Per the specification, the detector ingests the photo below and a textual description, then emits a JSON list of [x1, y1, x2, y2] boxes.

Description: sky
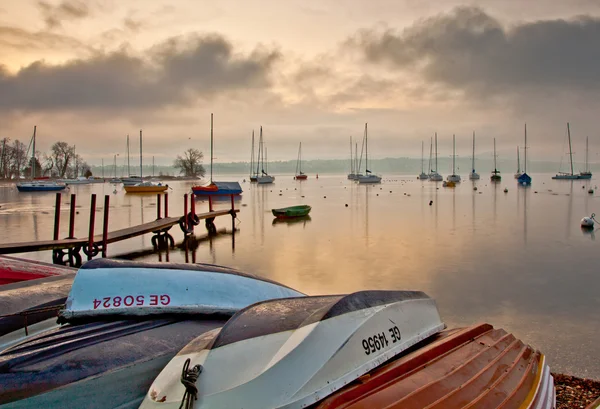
[[1, 0, 600, 166]]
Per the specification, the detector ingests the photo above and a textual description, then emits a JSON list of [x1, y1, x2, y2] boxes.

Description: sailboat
[[249, 130, 258, 182], [446, 134, 461, 183], [514, 146, 522, 178], [109, 155, 121, 183], [552, 123, 582, 180], [256, 126, 275, 184], [17, 126, 66, 192], [357, 123, 382, 184], [469, 131, 480, 180], [518, 124, 532, 186], [418, 141, 428, 179], [491, 138, 501, 182], [122, 135, 142, 186], [192, 114, 243, 195], [124, 130, 168, 193], [294, 142, 307, 180], [579, 136, 592, 179], [429, 133, 443, 181], [347, 136, 358, 180]]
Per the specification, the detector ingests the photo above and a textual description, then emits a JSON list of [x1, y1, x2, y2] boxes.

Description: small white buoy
[[581, 216, 594, 228]]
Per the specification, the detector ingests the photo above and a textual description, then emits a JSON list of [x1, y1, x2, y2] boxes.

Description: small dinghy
[[140, 290, 444, 409], [271, 205, 311, 218], [0, 259, 303, 409]]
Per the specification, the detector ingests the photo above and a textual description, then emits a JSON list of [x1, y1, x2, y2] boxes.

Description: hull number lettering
[[93, 294, 171, 309], [362, 326, 401, 355]]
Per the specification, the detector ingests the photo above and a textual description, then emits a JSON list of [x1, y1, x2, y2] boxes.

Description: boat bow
[[140, 290, 444, 409]]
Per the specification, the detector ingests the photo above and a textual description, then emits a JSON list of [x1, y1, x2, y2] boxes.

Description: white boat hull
[[357, 175, 381, 184], [429, 173, 443, 181], [446, 174, 461, 183], [468, 172, 480, 180], [258, 175, 275, 184], [418, 173, 429, 180]]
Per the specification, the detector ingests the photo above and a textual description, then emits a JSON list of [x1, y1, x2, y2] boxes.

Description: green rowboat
[[272, 205, 312, 218]]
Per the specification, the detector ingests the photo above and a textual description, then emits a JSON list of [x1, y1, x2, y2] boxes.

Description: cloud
[[352, 7, 600, 95], [0, 26, 89, 52], [0, 34, 280, 112], [38, 0, 91, 29]]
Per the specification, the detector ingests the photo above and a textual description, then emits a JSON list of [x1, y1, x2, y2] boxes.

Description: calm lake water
[[1, 173, 599, 379]]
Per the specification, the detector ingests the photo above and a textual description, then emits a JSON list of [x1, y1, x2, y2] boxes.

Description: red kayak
[[0, 256, 75, 286]]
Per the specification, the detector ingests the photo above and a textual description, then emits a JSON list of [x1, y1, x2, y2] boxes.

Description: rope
[[179, 358, 203, 409]]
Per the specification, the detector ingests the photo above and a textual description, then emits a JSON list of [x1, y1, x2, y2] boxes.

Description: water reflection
[[272, 215, 311, 227]]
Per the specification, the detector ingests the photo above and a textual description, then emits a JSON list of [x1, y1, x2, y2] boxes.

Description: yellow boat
[[124, 182, 168, 193]]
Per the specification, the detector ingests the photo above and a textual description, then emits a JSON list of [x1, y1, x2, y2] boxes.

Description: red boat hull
[[0, 256, 73, 286], [295, 175, 308, 180]]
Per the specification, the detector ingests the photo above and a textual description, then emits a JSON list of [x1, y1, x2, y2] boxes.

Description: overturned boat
[[0, 259, 304, 409]]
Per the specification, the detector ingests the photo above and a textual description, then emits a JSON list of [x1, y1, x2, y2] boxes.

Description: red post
[[68, 194, 76, 238], [156, 194, 161, 220], [53, 193, 61, 240], [164, 193, 169, 218], [208, 196, 213, 212], [184, 193, 188, 231], [102, 195, 109, 257], [190, 194, 195, 234], [87, 194, 97, 261]]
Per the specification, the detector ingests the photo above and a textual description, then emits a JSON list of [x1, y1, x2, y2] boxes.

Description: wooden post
[[164, 193, 169, 218], [87, 194, 97, 261], [184, 193, 188, 231], [156, 194, 162, 220], [230, 194, 235, 232], [208, 196, 213, 212], [68, 194, 76, 238], [53, 193, 61, 241], [190, 194, 195, 234], [102, 195, 109, 258]]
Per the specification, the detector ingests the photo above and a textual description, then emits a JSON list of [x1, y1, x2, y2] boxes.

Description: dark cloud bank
[[0, 34, 279, 112], [353, 7, 600, 94]]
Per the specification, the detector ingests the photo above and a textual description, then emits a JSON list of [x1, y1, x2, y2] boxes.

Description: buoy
[[301, 195, 305, 198], [390, 191, 392, 193], [582, 186, 585, 189], [581, 216, 594, 228], [504, 188, 508, 193], [376, 194, 379, 196], [473, 187, 477, 191], [345, 204, 348, 207], [323, 196, 326, 198], [589, 189, 594, 194], [429, 200, 433, 206]]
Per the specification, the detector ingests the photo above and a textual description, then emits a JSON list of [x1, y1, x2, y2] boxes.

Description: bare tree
[[9, 140, 27, 179], [50, 142, 76, 178], [174, 148, 205, 177]]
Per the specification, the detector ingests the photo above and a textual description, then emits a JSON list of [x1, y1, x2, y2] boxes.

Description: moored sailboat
[[552, 123, 580, 180], [192, 114, 243, 196], [469, 131, 480, 180], [418, 140, 429, 179], [491, 137, 501, 182], [16, 126, 66, 192], [579, 136, 592, 179], [256, 126, 275, 184], [249, 130, 257, 183], [357, 123, 382, 184], [294, 142, 307, 180], [446, 134, 461, 183], [429, 132, 443, 181], [124, 130, 168, 193], [518, 123, 532, 186], [347, 136, 358, 180]]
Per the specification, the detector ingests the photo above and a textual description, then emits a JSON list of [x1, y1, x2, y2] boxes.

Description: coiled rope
[[179, 358, 203, 409]]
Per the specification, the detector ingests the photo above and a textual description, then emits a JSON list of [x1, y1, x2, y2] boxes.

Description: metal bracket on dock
[[151, 227, 174, 250]]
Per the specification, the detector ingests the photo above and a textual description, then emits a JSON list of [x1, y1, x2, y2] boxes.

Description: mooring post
[[164, 193, 169, 218], [190, 194, 196, 234], [102, 195, 109, 258], [87, 194, 97, 261], [68, 194, 76, 238], [184, 193, 189, 231], [208, 196, 213, 212], [156, 194, 161, 220], [230, 194, 235, 232], [53, 193, 61, 241]]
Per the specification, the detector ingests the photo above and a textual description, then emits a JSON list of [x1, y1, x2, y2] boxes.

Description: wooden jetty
[[0, 193, 239, 266]]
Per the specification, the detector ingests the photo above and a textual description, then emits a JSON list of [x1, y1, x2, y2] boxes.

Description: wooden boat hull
[[124, 185, 168, 193], [272, 205, 311, 218], [314, 323, 555, 409]]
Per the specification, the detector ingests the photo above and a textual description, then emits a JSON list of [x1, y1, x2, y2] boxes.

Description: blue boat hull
[[16, 185, 66, 192]]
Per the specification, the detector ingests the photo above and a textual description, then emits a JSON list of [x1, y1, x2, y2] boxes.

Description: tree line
[[0, 138, 91, 179]]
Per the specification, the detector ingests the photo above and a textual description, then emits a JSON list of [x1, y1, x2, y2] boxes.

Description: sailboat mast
[[355, 143, 358, 175], [210, 113, 214, 183], [127, 134, 130, 176], [32, 126, 36, 178], [452, 134, 456, 174], [472, 131, 475, 172], [517, 147, 520, 173], [365, 123, 368, 173], [256, 127, 262, 176], [494, 138, 497, 172], [435, 132, 438, 172], [421, 141, 424, 173], [113, 154, 117, 178], [567, 122, 574, 176], [299, 142, 302, 173], [139, 130, 142, 180], [349, 136, 353, 174], [429, 137, 433, 173], [585, 136, 589, 173], [524, 124, 527, 173]]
